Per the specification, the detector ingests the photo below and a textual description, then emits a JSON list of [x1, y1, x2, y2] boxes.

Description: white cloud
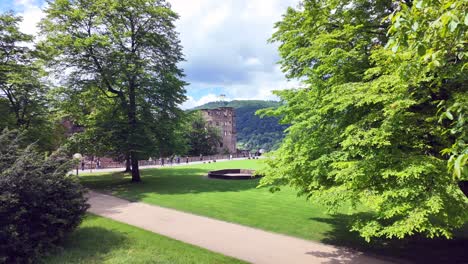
[[169, 0, 301, 104], [14, 0, 45, 36], [181, 94, 221, 109], [11, 0, 302, 107], [245, 57, 262, 67]]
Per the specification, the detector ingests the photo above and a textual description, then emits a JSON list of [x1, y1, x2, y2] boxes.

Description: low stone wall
[[207, 169, 261, 180]]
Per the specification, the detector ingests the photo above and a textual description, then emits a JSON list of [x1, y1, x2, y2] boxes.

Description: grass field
[[42, 214, 245, 264], [80, 159, 346, 242], [80, 159, 468, 263]]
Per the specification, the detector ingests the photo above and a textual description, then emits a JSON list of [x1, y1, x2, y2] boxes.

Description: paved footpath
[[87, 191, 393, 264]]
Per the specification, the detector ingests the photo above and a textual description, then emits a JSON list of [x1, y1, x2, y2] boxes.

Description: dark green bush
[[0, 130, 89, 263]]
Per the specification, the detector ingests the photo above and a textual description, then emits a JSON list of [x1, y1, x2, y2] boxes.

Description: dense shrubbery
[[0, 130, 89, 263]]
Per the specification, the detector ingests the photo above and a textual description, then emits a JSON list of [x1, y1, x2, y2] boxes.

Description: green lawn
[[80, 159, 468, 263], [42, 214, 245, 264], [80, 160, 348, 242]]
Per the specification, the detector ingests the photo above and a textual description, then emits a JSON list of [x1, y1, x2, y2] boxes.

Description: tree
[[0, 13, 61, 152], [0, 129, 89, 263], [260, 0, 467, 241], [40, 0, 186, 182], [186, 111, 221, 156]]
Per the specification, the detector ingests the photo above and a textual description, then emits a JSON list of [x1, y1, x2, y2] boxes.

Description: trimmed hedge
[[0, 130, 89, 263]]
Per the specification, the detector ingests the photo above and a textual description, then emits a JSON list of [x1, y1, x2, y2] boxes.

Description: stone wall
[[200, 107, 237, 153]]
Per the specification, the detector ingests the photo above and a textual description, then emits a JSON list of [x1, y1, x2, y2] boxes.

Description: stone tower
[[200, 107, 237, 153]]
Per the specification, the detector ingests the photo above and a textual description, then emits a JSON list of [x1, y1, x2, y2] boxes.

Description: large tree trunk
[[128, 81, 141, 182], [130, 151, 140, 182]]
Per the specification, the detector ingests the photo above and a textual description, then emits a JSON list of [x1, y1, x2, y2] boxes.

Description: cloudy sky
[[1, 0, 300, 109]]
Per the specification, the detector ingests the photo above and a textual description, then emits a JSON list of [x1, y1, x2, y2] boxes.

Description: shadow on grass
[[312, 214, 468, 264], [80, 167, 261, 200], [42, 223, 127, 263]]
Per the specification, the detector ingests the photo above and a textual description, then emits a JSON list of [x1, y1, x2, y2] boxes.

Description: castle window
[[220, 143, 223, 148], [216, 122, 219, 126], [224, 131, 227, 136]]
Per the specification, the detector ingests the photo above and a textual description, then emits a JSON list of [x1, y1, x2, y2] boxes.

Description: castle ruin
[[200, 107, 237, 153]]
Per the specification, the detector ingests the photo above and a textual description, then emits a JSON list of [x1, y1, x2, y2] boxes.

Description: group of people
[[159, 156, 190, 166], [79, 152, 260, 170], [80, 159, 101, 171]]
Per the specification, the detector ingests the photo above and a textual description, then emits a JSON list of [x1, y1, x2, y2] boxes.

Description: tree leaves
[[261, 0, 468, 241], [40, 0, 187, 179]]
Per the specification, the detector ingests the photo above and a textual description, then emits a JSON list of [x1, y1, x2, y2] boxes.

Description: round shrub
[[0, 130, 89, 263]]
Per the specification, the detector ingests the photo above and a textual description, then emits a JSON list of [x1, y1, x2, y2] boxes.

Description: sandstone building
[[200, 107, 237, 153]]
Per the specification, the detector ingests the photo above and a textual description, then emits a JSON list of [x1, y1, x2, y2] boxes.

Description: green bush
[[0, 130, 89, 263]]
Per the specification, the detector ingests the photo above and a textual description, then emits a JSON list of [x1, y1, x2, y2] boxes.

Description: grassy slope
[[42, 214, 245, 264], [80, 160, 468, 263]]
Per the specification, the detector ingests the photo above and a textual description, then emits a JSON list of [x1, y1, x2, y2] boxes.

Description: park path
[[87, 191, 393, 264]]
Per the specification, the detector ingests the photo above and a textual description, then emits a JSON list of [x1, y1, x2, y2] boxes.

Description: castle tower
[[200, 107, 237, 153]]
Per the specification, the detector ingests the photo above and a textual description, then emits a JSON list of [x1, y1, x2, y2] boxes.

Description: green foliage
[[260, 0, 468, 241], [40, 0, 187, 181], [194, 100, 288, 150], [186, 111, 222, 156], [386, 0, 468, 180], [0, 12, 63, 152], [0, 130, 89, 263]]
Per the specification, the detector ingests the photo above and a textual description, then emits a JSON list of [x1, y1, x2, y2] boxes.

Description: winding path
[[87, 191, 393, 264]]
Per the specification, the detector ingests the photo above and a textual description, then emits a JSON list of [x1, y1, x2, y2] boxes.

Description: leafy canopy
[[260, 0, 467, 241], [40, 0, 187, 181], [0, 13, 63, 152], [186, 111, 222, 156]]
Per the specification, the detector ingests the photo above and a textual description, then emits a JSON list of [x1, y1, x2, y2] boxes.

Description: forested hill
[[193, 100, 288, 151]]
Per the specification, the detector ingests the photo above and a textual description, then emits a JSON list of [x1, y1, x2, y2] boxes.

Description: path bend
[[87, 191, 393, 264]]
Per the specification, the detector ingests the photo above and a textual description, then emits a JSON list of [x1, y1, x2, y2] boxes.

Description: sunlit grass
[[79, 159, 468, 263], [80, 159, 354, 242], [42, 214, 245, 264]]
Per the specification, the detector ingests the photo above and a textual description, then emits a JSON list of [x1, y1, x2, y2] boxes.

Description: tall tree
[[260, 0, 467, 241], [186, 111, 222, 156], [0, 13, 61, 152], [40, 0, 186, 182]]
